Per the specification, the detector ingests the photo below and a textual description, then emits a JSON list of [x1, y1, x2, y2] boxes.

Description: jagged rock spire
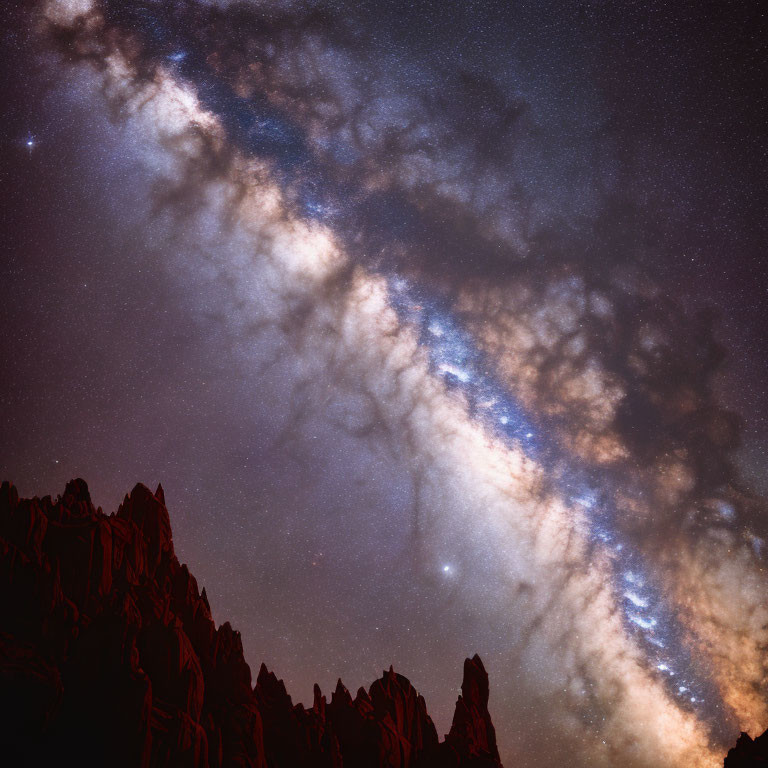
[[0, 479, 504, 767]]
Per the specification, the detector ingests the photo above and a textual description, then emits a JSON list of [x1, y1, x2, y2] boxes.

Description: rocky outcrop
[[725, 730, 768, 767], [442, 656, 499, 767], [0, 479, 503, 768]]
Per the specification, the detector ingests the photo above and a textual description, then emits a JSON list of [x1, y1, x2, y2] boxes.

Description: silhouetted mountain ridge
[[0, 478, 502, 768]]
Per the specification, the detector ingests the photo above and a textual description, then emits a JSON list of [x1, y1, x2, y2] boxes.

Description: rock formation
[[0, 479, 503, 768], [724, 730, 768, 767]]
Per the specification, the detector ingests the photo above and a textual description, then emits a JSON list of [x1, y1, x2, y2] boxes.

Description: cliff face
[[0, 479, 502, 768]]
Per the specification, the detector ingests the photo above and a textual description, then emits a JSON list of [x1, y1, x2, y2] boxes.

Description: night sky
[[2, 1, 768, 766]]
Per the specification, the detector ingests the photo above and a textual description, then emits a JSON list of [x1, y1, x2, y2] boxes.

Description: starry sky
[[2, 1, 768, 766]]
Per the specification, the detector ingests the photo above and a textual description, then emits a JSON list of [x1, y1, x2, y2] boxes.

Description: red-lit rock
[[724, 730, 768, 767], [441, 655, 502, 767], [0, 479, 504, 768]]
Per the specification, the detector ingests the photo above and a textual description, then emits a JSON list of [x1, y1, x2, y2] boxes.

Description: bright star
[[623, 571, 644, 587], [625, 591, 649, 608], [628, 614, 657, 630], [437, 363, 470, 383]]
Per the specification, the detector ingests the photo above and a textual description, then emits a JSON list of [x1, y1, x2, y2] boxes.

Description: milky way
[[3, 1, 768, 766]]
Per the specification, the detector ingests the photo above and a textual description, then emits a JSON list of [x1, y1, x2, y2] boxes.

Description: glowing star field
[[2, 1, 768, 766]]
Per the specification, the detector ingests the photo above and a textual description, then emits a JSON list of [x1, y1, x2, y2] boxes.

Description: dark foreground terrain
[[725, 731, 768, 767], [1, 478, 765, 767], [0, 479, 501, 767]]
